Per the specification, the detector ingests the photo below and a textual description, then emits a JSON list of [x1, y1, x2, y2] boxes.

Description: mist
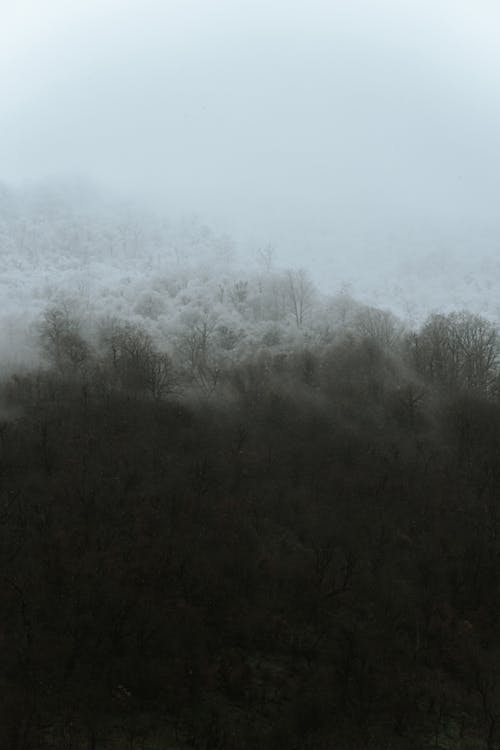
[[2, 0, 500, 272]]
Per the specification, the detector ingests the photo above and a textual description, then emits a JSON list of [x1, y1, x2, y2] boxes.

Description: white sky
[[1, 0, 500, 262]]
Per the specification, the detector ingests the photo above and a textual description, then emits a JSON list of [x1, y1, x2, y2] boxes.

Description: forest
[[2, 238, 500, 747], [3, 0, 500, 744]]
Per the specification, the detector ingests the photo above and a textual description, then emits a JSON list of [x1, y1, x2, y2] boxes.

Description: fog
[[2, 0, 500, 276], [6, 5, 500, 746]]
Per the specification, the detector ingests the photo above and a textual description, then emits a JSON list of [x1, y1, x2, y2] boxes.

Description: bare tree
[[285, 269, 315, 328], [354, 306, 404, 349], [228, 280, 249, 310], [177, 316, 220, 396], [144, 351, 179, 400], [38, 305, 91, 374], [411, 311, 498, 394], [99, 320, 178, 398], [256, 243, 275, 272]]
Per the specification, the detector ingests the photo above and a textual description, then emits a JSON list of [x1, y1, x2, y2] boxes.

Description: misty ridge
[[2, 180, 500, 378], [4, 178, 500, 749]]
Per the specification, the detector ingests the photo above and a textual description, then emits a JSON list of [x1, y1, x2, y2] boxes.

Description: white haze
[[1, 1, 500, 290]]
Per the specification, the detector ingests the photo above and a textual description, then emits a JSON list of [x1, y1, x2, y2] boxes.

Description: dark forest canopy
[[2, 296, 500, 748]]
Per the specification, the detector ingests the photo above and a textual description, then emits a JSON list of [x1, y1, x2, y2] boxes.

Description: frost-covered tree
[[285, 269, 315, 328]]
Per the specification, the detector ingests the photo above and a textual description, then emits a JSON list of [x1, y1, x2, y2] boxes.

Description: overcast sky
[[2, 0, 500, 265]]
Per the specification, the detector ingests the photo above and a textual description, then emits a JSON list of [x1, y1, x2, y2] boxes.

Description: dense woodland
[[3, 186, 500, 748], [2, 290, 500, 748]]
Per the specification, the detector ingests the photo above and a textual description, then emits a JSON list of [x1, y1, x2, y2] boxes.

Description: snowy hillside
[[1, 183, 500, 370]]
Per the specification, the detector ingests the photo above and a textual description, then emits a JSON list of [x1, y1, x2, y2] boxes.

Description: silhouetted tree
[[38, 304, 91, 374]]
